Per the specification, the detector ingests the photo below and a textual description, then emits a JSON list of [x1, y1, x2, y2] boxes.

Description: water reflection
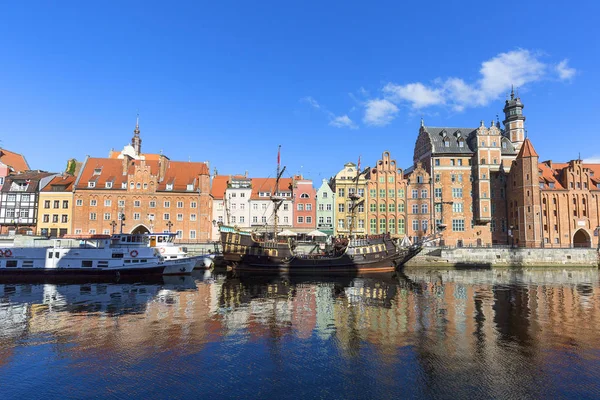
[[1, 268, 600, 399]]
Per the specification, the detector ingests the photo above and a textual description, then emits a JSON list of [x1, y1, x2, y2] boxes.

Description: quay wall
[[405, 247, 600, 268]]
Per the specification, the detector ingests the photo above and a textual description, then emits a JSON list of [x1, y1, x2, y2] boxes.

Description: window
[[338, 204, 345, 212], [190, 214, 197, 221], [61, 215, 68, 223], [370, 218, 376, 234], [298, 216, 304, 223], [435, 203, 442, 213], [370, 189, 376, 198], [421, 189, 427, 198], [370, 204, 376, 212], [105, 182, 113, 189], [450, 159, 455, 166], [44, 200, 50, 208], [318, 204, 324, 211], [130, 182, 134, 189], [190, 230, 196, 239], [177, 201, 183, 208], [261, 216, 267, 223], [412, 190, 418, 199], [252, 216, 258, 223], [104, 213, 111, 220], [434, 188, 442, 198], [458, 159, 463, 166], [177, 213, 183, 221], [398, 219, 405, 234], [379, 218, 386, 233], [435, 159, 440, 166], [90, 199, 97, 206], [338, 188, 345, 197], [90, 212, 97, 220], [378, 189, 385, 198], [283, 203, 289, 211], [148, 201, 156, 208], [164, 201, 170, 208], [452, 219, 465, 231], [421, 204, 428, 214], [338, 219, 344, 228], [306, 204, 312, 211], [326, 204, 332, 211], [136, 183, 141, 189], [398, 202, 405, 212], [452, 188, 463, 198], [326, 217, 332, 224], [190, 201, 197, 208], [452, 203, 463, 213], [398, 189, 405, 198], [262, 204, 267, 210], [298, 204, 304, 211], [176, 230, 183, 239], [43, 214, 49, 223], [166, 184, 173, 191], [118, 200, 125, 207], [388, 203, 395, 212], [422, 220, 428, 232], [88, 182, 96, 188], [412, 220, 419, 231], [231, 216, 237, 223], [412, 204, 418, 214], [76, 199, 83, 206], [163, 213, 170, 220], [380, 203, 386, 212], [134, 200, 141, 207], [104, 199, 111, 207]]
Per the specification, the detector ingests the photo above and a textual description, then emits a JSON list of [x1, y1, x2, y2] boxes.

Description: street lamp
[[110, 220, 117, 234], [120, 213, 126, 234], [166, 220, 173, 232]]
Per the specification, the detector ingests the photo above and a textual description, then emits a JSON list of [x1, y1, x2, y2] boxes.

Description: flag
[[277, 145, 281, 166], [357, 156, 361, 172]]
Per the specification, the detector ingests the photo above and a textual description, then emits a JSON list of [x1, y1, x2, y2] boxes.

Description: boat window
[[55, 252, 60, 258], [141, 259, 147, 263], [48, 252, 53, 259], [127, 236, 132, 243], [112, 253, 124, 259], [158, 236, 164, 243], [121, 237, 126, 242], [82, 260, 93, 268], [98, 261, 109, 268], [125, 259, 131, 263], [22, 261, 34, 268], [6, 260, 18, 268]]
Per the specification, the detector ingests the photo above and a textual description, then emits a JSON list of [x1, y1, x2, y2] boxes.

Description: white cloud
[[383, 82, 445, 109], [329, 115, 358, 129], [371, 49, 569, 117], [583, 156, 600, 164], [363, 99, 398, 126], [301, 96, 320, 109], [556, 59, 576, 80]]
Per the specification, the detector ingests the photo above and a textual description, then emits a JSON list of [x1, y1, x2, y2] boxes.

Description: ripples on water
[[1, 268, 600, 399]]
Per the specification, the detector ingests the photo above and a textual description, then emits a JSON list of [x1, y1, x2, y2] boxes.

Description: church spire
[[132, 114, 142, 156]]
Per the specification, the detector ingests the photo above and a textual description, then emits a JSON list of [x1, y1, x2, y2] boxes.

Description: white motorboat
[[147, 233, 214, 269], [0, 234, 195, 277]]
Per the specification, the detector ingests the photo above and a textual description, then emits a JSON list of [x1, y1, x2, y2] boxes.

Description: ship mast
[[223, 189, 231, 225], [348, 156, 362, 238], [271, 145, 286, 238]]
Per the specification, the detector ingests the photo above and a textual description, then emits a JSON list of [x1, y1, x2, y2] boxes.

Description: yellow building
[[331, 162, 367, 236], [37, 175, 76, 237]]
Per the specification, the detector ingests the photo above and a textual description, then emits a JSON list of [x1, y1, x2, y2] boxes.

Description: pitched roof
[[41, 175, 76, 192], [75, 157, 208, 192], [0, 148, 29, 173], [250, 177, 293, 199], [517, 138, 538, 158], [421, 126, 518, 156], [1, 171, 55, 193], [538, 160, 600, 191]]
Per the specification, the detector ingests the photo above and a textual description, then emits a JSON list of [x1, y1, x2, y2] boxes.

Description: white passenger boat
[[0, 234, 195, 278], [147, 233, 214, 269]]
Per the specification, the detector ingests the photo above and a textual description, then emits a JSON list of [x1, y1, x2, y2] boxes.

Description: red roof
[[251, 177, 293, 199], [75, 157, 208, 191], [211, 175, 229, 199], [41, 175, 76, 192], [517, 138, 539, 158], [0, 148, 29, 173], [538, 160, 600, 191]]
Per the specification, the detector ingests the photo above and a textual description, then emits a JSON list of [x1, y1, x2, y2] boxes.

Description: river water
[[1, 267, 599, 399]]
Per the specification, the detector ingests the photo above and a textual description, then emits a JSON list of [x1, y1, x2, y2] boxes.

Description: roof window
[[88, 182, 96, 188], [166, 183, 173, 191]]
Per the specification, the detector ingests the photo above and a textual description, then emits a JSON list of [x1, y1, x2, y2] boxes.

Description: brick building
[[292, 176, 316, 233], [365, 151, 407, 238], [72, 122, 211, 241]]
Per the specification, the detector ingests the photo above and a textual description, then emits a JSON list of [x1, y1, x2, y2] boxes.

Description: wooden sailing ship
[[219, 147, 424, 273]]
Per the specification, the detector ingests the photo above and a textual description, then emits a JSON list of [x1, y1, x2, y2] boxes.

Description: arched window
[[300, 193, 309, 198]]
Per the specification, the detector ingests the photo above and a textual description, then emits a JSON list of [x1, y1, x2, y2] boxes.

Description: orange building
[[72, 122, 211, 241]]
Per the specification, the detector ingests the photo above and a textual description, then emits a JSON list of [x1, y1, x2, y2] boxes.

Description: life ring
[[160, 248, 166, 254], [130, 250, 138, 257], [4, 249, 12, 257]]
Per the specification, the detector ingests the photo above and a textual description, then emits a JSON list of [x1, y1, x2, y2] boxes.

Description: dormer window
[[549, 182, 555, 189], [88, 182, 96, 188], [93, 168, 102, 176], [502, 142, 507, 149], [186, 184, 194, 191], [105, 182, 113, 189], [444, 139, 450, 147], [458, 141, 464, 148], [166, 183, 173, 191], [121, 182, 127, 189]]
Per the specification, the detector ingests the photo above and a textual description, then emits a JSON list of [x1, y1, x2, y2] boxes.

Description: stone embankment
[[405, 247, 600, 268]]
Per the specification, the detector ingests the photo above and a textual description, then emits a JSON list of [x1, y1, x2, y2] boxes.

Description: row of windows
[[5, 194, 32, 202], [75, 228, 198, 240], [87, 181, 194, 191], [297, 203, 313, 211], [368, 218, 406, 234], [337, 188, 365, 198], [369, 203, 406, 213], [77, 199, 198, 208], [42, 214, 69, 223], [89, 212, 197, 221], [44, 200, 69, 209], [369, 189, 406, 198], [4, 210, 30, 218]]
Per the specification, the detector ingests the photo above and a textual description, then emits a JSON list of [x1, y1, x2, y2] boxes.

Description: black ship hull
[[220, 226, 422, 274]]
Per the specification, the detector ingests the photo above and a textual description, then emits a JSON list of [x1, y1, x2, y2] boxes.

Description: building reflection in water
[[1, 267, 600, 397]]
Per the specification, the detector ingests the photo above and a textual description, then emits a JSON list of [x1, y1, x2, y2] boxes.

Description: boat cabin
[[146, 233, 177, 247]]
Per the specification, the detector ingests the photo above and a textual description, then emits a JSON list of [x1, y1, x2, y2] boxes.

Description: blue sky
[[1, 1, 599, 181]]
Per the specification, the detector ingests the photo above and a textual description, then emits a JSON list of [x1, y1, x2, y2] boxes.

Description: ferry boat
[[219, 148, 425, 274], [147, 233, 214, 269], [0, 234, 195, 278]]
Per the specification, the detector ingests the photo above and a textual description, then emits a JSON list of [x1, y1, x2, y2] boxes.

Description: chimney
[[158, 154, 168, 182], [122, 154, 132, 176]]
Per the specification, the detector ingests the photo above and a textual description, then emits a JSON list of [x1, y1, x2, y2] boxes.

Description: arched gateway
[[573, 229, 591, 248], [130, 225, 150, 235]]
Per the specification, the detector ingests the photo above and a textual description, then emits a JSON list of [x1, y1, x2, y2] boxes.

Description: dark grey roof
[[500, 137, 518, 155], [423, 126, 478, 154]]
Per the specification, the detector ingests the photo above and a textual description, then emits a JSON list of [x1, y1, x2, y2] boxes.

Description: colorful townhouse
[[37, 174, 76, 237], [292, 176, 316, 233], [315, 179, 335, 236], [330, 162, 367, 236]]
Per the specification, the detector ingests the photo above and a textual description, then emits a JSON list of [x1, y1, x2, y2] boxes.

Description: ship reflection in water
[[1, 268, 600, 399]]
